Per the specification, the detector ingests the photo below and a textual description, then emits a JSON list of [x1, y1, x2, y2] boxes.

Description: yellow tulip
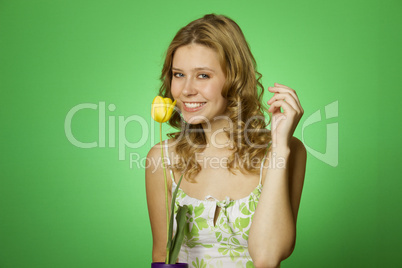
[[151, 95, 186, 264], [151, 96, 177, 123]]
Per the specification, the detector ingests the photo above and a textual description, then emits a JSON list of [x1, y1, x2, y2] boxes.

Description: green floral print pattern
[[165, 139, 270, 268], [171, 183, 262, 268]]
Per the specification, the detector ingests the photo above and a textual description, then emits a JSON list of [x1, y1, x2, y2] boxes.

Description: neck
[[201, 116, 233, 150]]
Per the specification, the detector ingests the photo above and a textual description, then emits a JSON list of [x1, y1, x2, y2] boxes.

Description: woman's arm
[[248, 136, 307, 268], [145, 142, 171, 262]]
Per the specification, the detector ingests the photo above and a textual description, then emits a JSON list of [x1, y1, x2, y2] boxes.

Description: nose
[[182, 78, 197, 97]]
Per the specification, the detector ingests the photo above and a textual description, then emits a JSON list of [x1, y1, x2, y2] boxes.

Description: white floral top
[[164, 140, 269, 268]]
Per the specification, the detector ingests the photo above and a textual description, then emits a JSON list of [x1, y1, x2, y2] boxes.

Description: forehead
[[172, 44, 221, 69]]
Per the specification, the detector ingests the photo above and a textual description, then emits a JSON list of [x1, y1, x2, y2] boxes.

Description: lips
[[182, 102, 207, 112]]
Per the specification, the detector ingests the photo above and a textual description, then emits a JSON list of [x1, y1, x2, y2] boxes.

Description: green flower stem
[[159, 122, 170, 264]]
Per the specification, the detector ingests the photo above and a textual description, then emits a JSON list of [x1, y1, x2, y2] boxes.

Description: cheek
[[170, 81, 180, 99], [204, 84, 223, 102]]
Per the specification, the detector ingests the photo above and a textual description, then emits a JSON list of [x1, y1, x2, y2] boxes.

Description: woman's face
[[171, 44, 227, 125]]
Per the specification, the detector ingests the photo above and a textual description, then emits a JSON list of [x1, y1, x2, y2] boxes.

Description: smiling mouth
[[183, 102, 207, 108]]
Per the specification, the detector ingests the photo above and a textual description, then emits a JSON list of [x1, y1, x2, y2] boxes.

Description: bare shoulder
[[146, 139, 176, 188], [146, 142, 160, 164], [146, 139, 175, 167], [145, 141, 165, 188]]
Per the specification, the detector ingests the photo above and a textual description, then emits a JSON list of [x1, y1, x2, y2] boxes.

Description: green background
[[0, 0, 400, 267]]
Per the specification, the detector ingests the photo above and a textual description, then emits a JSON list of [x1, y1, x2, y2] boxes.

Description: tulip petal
[[151, 96, 167, 123], [164, 98, 173, 105], [151, 96, 176, 123], [162, 100, 176, 123]]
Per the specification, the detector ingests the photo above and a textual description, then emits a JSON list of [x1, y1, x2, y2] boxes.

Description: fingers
[[267, 83, 304, 114], [268, 100, 296, 116], [268, 83, 298, 99], [268, 94, 303, 116], [267, 93, 299, 112]]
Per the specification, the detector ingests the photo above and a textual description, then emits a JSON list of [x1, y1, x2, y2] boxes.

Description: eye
[[198, 74, 210, 79], [173, 72, 184, 78]]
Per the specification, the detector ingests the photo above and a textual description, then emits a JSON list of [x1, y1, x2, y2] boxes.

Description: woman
[[146, 14, 306, 268]]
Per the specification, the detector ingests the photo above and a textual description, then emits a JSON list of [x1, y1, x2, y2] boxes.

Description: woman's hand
[[267, 83, 304, 149]]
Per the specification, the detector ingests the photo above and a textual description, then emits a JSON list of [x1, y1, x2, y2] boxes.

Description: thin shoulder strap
[[164, 139, 176, 184], [259, 141, 272, 185]]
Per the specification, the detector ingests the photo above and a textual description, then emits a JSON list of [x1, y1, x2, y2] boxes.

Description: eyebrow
[[172, 67, 216, 73]]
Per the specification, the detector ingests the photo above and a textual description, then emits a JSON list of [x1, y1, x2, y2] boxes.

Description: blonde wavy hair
[[158, 14, 272, 182]]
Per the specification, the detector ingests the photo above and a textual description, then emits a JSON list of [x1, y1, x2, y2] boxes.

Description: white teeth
[[184, 102, 206, 108]]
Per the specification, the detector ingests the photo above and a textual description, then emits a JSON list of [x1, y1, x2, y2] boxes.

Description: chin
[[182, 115, 211, 126], [184, 118, 207, 126]]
